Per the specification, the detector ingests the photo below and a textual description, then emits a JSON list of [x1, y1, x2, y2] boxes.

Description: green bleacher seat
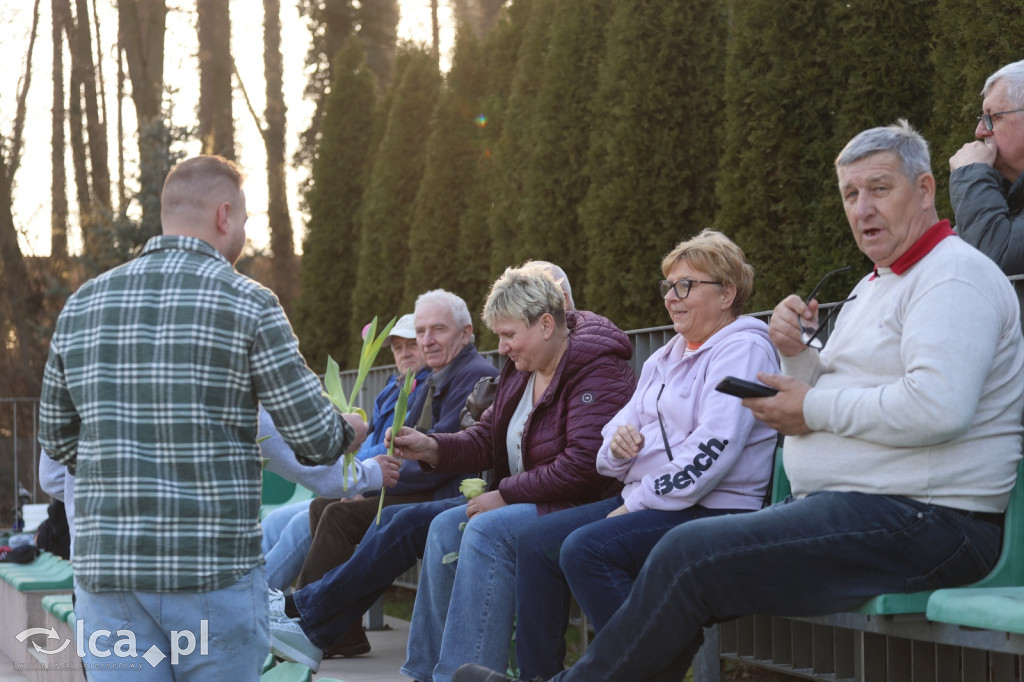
[[857, 458, 1024, 616], [259, 483, 316, 521], [925, 459, 1024, 631], [260, 470, 317, 521], [768, 451, 1024, 616], [260, 660, 313, 682], [0, 551, 74, 591], [770, 445, 789, 504], [41, 593, 75, 623], [262, 470, 297, 506], [926, 586, 1024, 634]]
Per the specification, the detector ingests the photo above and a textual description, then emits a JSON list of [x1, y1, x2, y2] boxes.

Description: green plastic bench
[[0, 552, 74, 591], [769, 445, 790, 504], [262, 470, 298, 506], [41, 593, 75, 623], [769, 453, 1024, 616], [260, 660, 313, 682], [926, 586, 1024, 634], [259, 470, 316, 521], [925, 460, 1024, 631]]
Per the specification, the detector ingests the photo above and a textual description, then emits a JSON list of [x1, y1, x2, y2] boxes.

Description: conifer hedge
[[296, 0, 1024, 357]]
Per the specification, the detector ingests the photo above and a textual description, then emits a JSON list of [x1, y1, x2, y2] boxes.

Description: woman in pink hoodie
[[512, 229, 780, 681]]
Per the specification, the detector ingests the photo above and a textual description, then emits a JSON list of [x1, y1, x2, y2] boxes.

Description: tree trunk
[[63, 0, 92, 261], [198, 0, 235, 159], [431, 0, 440, 66], [116, 16, 126, 214], [7, 0, 41, 187], [73, 0, 111, 213], [119, 0, 167, 236], [51, 0, 68, 262], [263, 0, 297, 310]]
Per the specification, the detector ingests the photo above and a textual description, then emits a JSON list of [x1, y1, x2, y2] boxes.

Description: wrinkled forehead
[[837, 151, 902, 190], [414, 303, 456, 333]]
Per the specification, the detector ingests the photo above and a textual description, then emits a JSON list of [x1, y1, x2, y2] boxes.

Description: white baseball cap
[[385, 314, 417, 345]]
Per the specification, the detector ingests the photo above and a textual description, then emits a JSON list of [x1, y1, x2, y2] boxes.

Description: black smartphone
[[715, 376, 778, 399]]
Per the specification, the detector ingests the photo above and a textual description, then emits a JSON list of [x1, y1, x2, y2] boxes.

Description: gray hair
[[531, 261, 574, 310], [835, 119, 931, 182], [414, 289, 473, 331], [482, 262, 567, 331], [984, 60, 1024, 107]]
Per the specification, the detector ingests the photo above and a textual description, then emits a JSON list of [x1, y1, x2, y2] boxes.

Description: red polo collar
[[871, 220, 955, 280]]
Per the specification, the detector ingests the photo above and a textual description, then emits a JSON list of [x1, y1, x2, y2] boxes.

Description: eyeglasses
[[978, 109, 1024, 132], [659, 279, 721, 299], [799, 266, 857, 350]]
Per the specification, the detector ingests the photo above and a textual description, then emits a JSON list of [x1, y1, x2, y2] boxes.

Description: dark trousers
[[552, 492, 1001, 682], [292, 497, 465, 650], [296, 491, 433, 588]]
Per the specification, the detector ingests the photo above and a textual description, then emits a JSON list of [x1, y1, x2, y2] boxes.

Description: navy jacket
[[393, 343, 499, 498]]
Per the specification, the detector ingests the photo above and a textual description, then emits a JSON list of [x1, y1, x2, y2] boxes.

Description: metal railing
[[1, 304, 843, 532]]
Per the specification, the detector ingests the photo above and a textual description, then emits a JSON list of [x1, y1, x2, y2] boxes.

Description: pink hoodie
[[597, 316, 778, 512]]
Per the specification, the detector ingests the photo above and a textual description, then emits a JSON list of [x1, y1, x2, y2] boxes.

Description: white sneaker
[[270, 617, 323, 673], [268, 588, 287, 622]]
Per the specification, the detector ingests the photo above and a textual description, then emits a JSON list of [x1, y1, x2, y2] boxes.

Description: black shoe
[[452, 663, 518, 682], [323, 623, 371, 658]]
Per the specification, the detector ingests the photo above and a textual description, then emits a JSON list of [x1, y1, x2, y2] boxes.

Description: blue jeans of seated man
[[402, 502, 539, 682], [515, 497, 746, 681], [261, 499, 313, 591], [550, 492, 1002, 682], [293, 496, 465, 649], [74, 566, 268, 681]]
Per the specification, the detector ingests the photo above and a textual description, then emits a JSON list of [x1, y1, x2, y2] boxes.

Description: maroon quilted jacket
[[430, 310, 637, 515]]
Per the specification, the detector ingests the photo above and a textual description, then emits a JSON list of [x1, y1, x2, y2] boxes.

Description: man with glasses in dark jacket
[[950, 59, 1024, 274]]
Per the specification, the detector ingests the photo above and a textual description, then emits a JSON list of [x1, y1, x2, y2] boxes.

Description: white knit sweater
[[783, 236, 1024, 512]]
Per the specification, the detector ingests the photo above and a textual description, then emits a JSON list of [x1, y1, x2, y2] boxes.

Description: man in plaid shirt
[[38, 155, 366, 680]]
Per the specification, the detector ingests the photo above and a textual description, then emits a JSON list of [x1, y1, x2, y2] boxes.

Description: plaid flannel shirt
[[38, 236, 353, 592]]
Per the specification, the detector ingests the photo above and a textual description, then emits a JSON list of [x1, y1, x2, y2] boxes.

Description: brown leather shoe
[[323, 622, 371, 658]]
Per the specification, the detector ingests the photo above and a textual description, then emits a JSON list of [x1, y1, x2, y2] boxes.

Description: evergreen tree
[[402, 28, 490, 314], [292, 42, 377, 369], [580, 0, 727, 330], [818, 0, 935, 287], [348, 46, 441, 364], [517, 0, 613, 308], [486, 0, 556, 277], [454, 2, 532, 346], [715, 0, 845, 313], [717, 0, 938, 313]]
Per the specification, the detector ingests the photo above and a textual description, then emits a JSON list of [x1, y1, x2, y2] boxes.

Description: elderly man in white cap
[[260, 313, 431, 593]]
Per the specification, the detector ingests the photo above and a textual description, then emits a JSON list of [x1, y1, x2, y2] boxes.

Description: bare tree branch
[[8, 0, 42, 187], [232, 58, 267, 140]]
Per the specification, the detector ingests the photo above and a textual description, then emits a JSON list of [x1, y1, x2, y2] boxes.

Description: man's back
[[40, 235, 349, 593]]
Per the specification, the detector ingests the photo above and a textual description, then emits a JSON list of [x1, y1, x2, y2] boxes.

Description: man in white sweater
[[453, 121, 1024, 682]]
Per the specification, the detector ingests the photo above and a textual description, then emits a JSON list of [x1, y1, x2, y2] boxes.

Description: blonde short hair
[[661, 229, 754, 315], [161, 155, 244, 222], [482, 262, 567, 331]]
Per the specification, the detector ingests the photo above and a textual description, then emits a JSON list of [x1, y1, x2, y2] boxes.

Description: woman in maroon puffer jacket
[[392, 262, 637, 682]]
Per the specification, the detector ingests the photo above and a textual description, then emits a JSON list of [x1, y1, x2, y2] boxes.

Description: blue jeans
[[402, 502, 539, 682], [551, 492, 1002, 682], [74, 566, 268, 681], [292, 496, 465, 649], [261, 499, 313, 591], [515, 497, 744, 680]]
